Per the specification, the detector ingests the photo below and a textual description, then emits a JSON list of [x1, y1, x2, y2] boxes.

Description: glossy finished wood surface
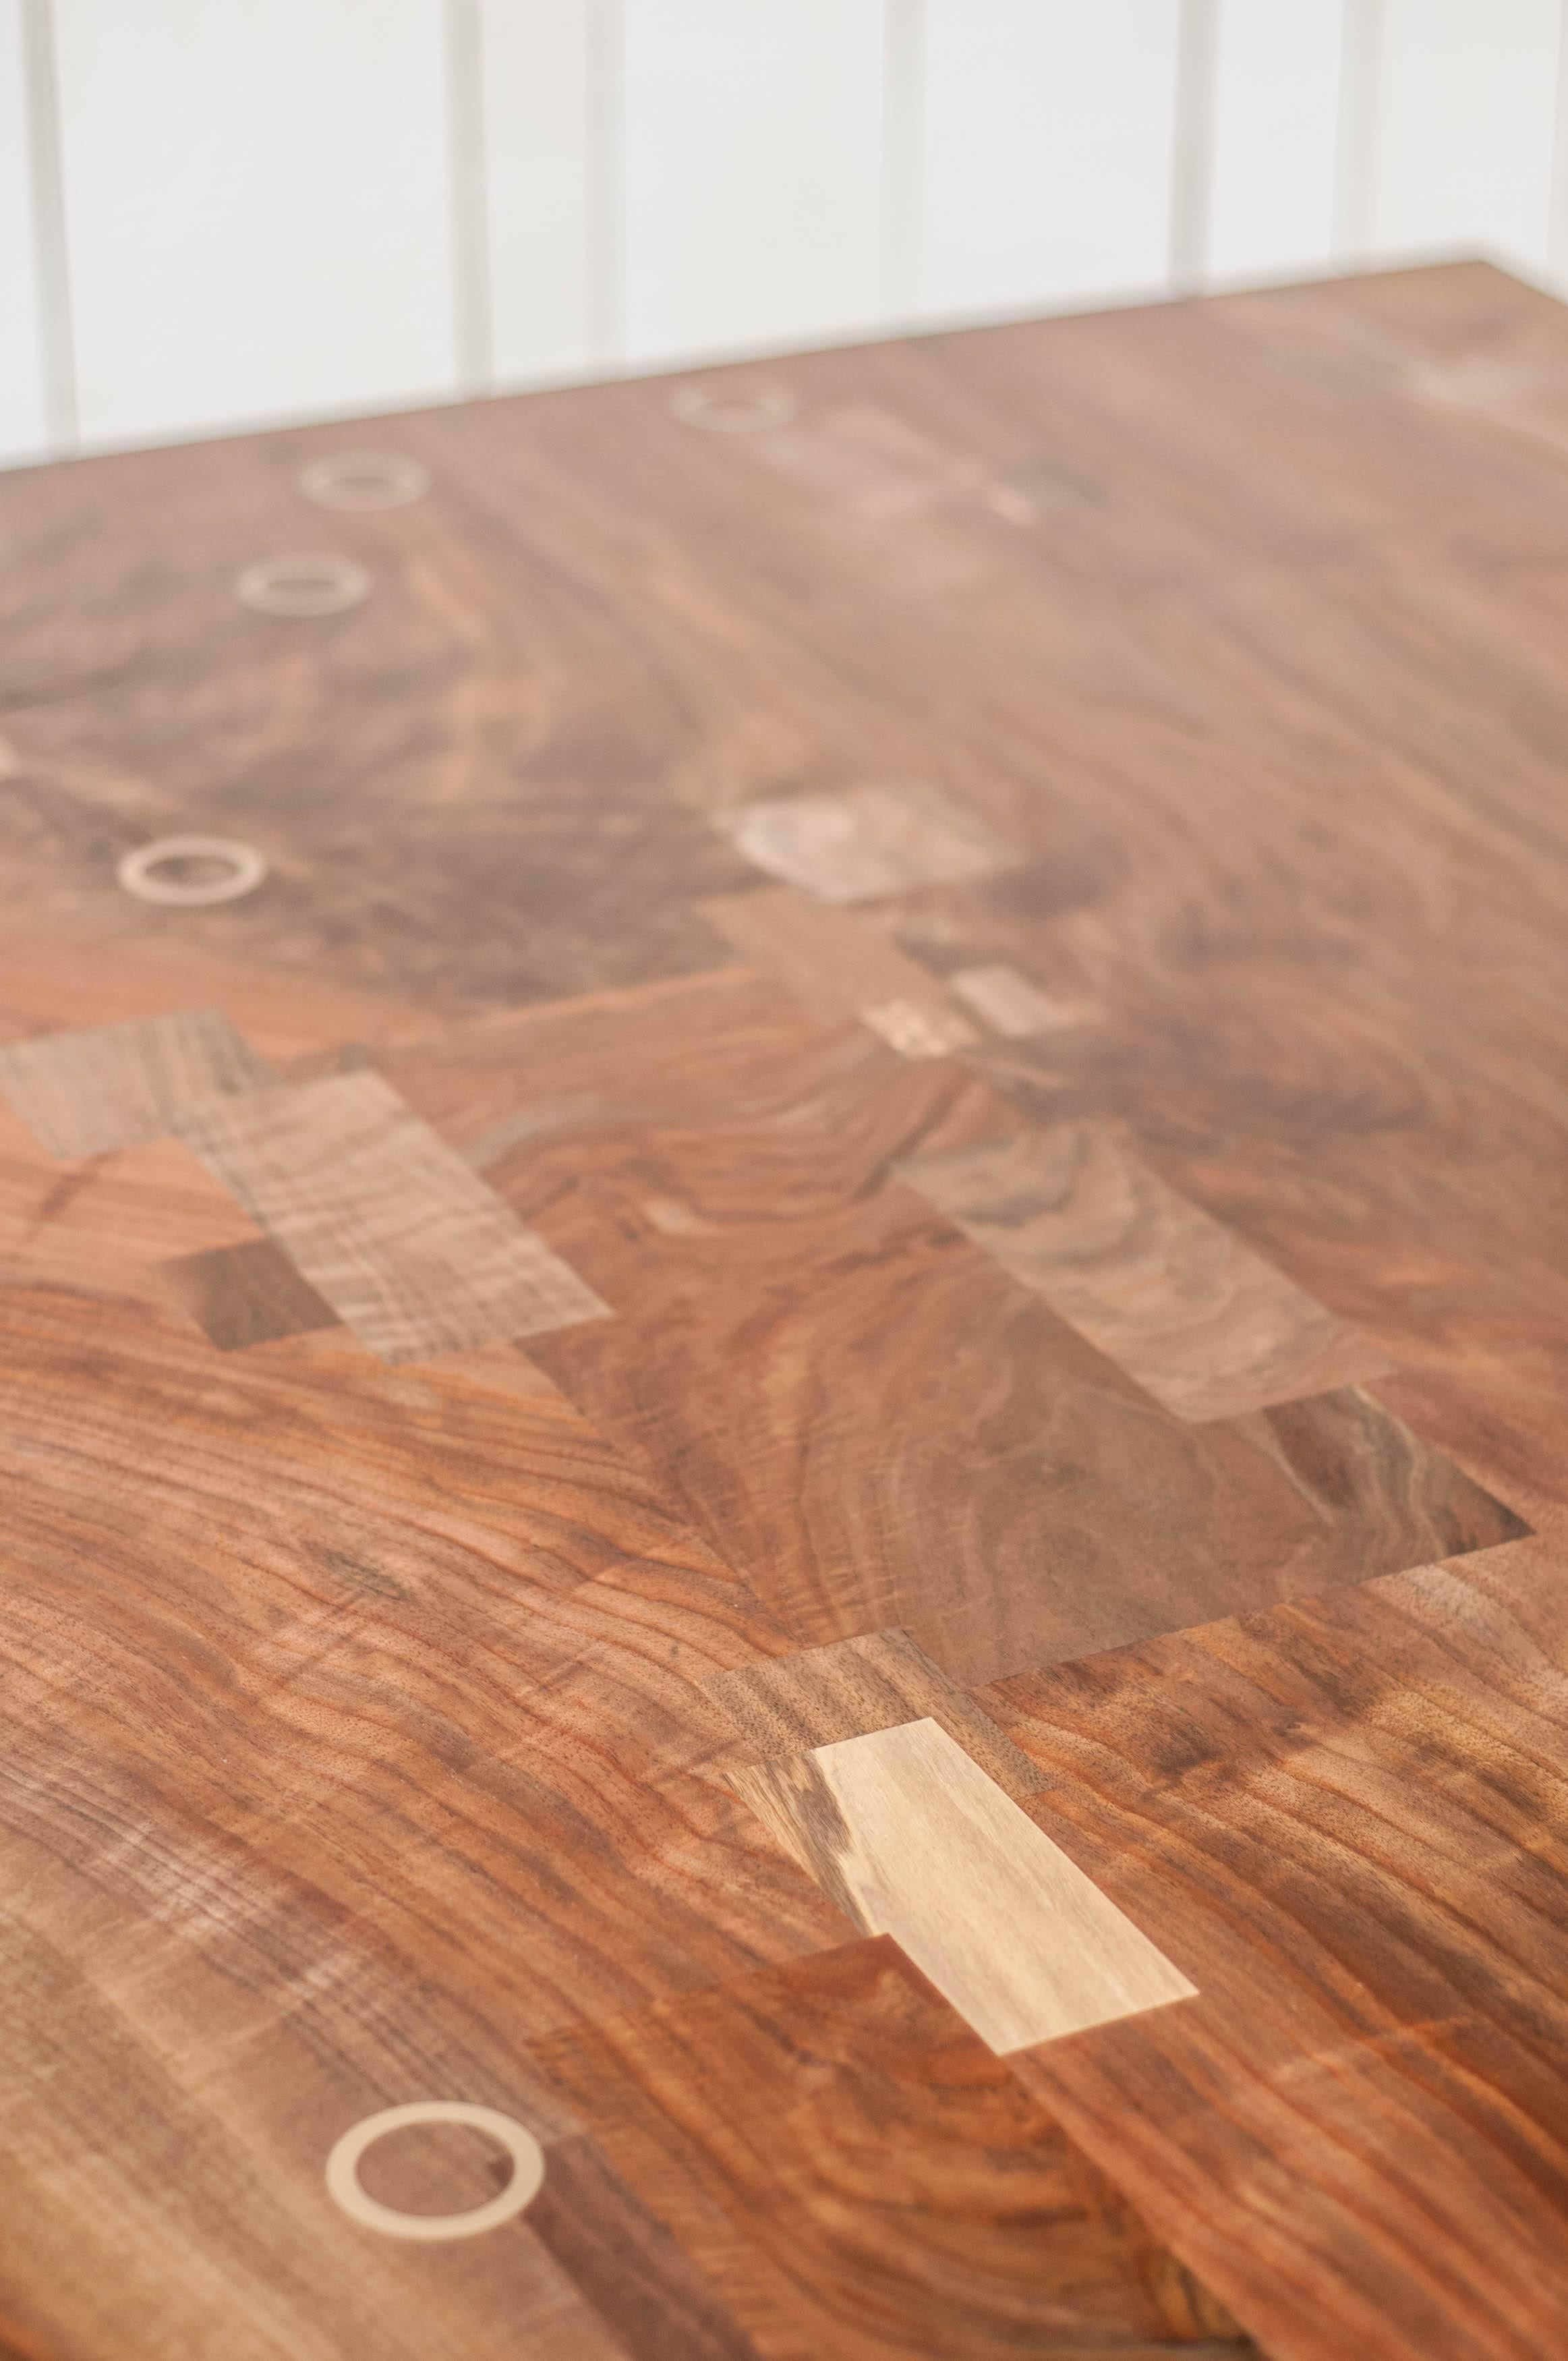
[[174, 1065, 610, 1361], [725, 1717, 1196, 2051], [3, 259, 1568, 2358], [899, 1122, 1393, 1419]]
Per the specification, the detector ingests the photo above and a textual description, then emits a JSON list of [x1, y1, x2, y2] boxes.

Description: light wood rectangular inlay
[[950, 963, 1084, 1038], [901, 1122, 1392, 1421], [859, 998, 977, 1058], [0, 1008, 272, 1158], [715, 780, 1014, 902], [702, 885, 977, 1054], [727, 1717, 1195, 2052], [175, 1069, 610, 1364]]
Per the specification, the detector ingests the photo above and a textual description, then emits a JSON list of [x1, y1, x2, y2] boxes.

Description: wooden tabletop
[[2, 258, 1566, 2361]]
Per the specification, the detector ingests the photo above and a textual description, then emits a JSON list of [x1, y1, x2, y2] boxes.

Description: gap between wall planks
[[13, 1, 1531, 467]]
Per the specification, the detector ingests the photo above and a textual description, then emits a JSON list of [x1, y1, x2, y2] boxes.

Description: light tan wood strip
[[726, 1717, 1194, 2053], [950, 963, 1085, 1037], [714, 780, 1014, 902], [0, 1008, 273, 1158], [701, 886, 977, 1056], [900, 1122, 1392, 1421], [858, 997, 978, 1057], [175, 1069, 610, 1364]]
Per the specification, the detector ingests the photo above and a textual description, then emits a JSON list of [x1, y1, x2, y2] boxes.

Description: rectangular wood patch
[[950, 963, 1084, 1038], [715, 780, 1014, 903], [175, 1069, 611, 1364], [0, 1008, 272, 1159], [900, 1122, 1392, 1421], [703, 887, 977, 1055], [726, 1717, 1194, 2052], [859, 999, 979, 1058], [702, 885, 954, 1019], [156, 1236, 340, 1351]]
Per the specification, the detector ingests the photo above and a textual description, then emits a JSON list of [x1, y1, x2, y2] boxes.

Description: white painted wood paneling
[[54, 0, 458, 448], [4, 0, 1568, 462], [0, 0, 48, 463], [480, 0, 597, 384], [1372, 0, 1562, 275], [620, 0, 885, 368], [1207, 0, 1347, 283], [919, 0, 1184, 320]]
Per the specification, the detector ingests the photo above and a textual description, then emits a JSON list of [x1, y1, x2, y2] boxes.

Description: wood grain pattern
[[156, 1233, 340, 1349], [0, 928, 442, 1062], [726, 1719, 1194, 2051], [0, 1280, 846, 2353], [531, 1938, 1254, 2358], [527, 2138, 763, 2361], [394, 971, 1521, 1681], [0, 1888, 628, 2361], [983, 1542, 1568, 2361], [701, 886, 979, 1052], [715, 782, 1016, 903], [900, 1123, 1393, 1420], [0, 1097, 258, 1307], [858, 997, 979, 1058], [175, 1067, 611, 1363], [949, 963, 1082, 1037], [7, 258, 1568, 2354], [0, 1006, 272, 1158], [705, 1627, 1047, 1801], [747, 398, 1070, 542]]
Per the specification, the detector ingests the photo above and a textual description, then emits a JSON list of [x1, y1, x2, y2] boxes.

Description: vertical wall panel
[[919, 0, 1183, 320], [7, 0, 1568, 462], [1372, 0, 1562, 275], [620, 0, 885, 368], [1207, 0, 1346, 284], [0, 0, 48, 463], [55, 0, 459, 447], [480, 0, 597, 384]]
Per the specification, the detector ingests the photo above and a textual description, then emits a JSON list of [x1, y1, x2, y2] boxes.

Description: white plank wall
[[1207, 0, 1347, 284], [2, 0, 1567, 468], [52, 0, 457, 449], [1372, 0, 1563, 277], [620, 0, 885, 367], [0, 0, 49, 461], [918, 0, 1184, 319]]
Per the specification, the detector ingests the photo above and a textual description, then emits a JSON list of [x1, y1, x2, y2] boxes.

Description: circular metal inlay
[[297, 451, 430, 511], [668, 381, 796, 434], [234, 552, 372, 617], [325, 2103, 546, 2242], [117, 835, 268, 907]]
